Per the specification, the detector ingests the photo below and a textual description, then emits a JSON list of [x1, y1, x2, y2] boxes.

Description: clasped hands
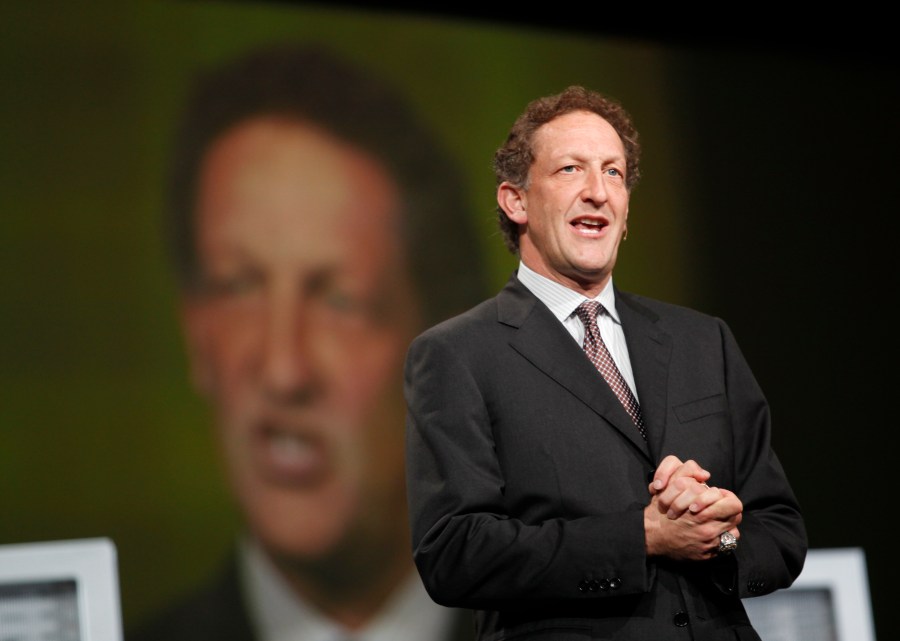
[[644, 455, 742, 561]]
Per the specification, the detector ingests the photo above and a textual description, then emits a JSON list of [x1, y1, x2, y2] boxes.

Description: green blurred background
[[2, 2, 896, 638]]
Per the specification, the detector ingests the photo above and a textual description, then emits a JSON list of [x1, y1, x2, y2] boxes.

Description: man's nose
[[261, 295, 314, 400], [581, 170, 608, 206]]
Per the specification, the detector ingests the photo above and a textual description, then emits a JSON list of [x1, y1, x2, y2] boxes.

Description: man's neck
[[517, 258, 611, 299], [276, 547, 417, 630]]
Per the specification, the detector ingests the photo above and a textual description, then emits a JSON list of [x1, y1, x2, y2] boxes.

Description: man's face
[[182, 117, 420, 566], [499, 110, 630, 296]]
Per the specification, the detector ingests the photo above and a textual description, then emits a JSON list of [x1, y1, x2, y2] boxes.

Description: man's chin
[[252, 484, 359, 539], [259, 522, 353, 565]]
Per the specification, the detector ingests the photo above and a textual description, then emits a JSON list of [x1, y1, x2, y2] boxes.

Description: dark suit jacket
[[405, 274, 807, 641], [126, 551, 476, 641]]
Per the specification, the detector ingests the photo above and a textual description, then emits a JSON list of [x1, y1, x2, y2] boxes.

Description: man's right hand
[[644, 455, 742, 561]]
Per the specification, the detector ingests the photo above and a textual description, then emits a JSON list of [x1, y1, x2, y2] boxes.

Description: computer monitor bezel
[[0, 537, 123, 641]]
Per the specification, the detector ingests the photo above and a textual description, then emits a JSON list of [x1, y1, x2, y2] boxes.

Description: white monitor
[[0, 537, 123, 641], [743, 547, 876, 641]]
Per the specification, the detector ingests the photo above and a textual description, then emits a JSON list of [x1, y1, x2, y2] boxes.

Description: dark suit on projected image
[[129, 547, 476, 641]]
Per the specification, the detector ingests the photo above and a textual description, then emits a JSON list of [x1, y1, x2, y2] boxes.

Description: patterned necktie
[[574, 300, 646, 439]]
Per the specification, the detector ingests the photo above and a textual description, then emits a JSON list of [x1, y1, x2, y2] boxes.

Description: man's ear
[[179, 295, 214, 397], [497, 181, 527, 225]]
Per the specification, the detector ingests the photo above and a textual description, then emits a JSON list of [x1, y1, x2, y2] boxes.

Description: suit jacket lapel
[[616, 290, 672, 463], [496, 275, 651, 459]]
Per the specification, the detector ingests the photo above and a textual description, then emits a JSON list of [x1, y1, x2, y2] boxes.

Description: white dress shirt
[[239, 536, 456, 641], [516, 261, 640, 400]]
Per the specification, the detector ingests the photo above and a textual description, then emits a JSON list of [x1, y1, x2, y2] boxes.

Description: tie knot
[[575, 300, 603, 325]]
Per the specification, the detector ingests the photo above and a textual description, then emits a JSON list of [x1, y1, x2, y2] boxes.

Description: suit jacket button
[[747, 580, 766, 594], [578, 580, 590, 593], [673, 611, 689, 627], [588, 579, 600, 592], [598, 578, 609, 590], [609, 577, 622, 590]]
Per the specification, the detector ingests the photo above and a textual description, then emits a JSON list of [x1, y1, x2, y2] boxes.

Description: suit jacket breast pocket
[[670, 394, 732, 468], [673, 394, 727, 424]]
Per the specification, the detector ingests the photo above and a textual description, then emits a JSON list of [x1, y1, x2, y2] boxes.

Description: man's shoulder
[[125, 558, 254, 641], [415, 272, 543, 340], [416, 293, 503, 342], [618, 290, 721, 326]]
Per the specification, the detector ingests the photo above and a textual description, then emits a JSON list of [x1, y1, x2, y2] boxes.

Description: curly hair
[[493, 85, 642, 254]]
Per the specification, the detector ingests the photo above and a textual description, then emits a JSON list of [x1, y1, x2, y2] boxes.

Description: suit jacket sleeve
[[695, 317, 808, 599], [404, 312, 652, 609]]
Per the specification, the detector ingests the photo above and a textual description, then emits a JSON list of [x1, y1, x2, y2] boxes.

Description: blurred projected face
[[183, 117, 420, 566]]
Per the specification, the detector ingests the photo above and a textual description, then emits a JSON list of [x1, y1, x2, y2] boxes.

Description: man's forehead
[[532, 111, 623, 158]]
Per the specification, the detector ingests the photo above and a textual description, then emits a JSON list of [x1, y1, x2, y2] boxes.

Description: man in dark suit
[[405, 85, 807, 640], [127, 44, 486, 641]]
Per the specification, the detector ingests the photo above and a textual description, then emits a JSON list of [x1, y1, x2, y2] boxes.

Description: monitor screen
[[0, 538, 122, 641], [743, 547, 875, 641], [0, 579, 81, 641]]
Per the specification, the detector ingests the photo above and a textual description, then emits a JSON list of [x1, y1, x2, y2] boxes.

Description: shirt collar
[[517, 261, 621, 325], [239, 535, 454, 641]]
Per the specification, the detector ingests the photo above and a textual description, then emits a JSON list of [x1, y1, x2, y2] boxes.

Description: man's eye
[[606, 168, 623, 178], [560, 165, 577, 174], [306, 272, 366, 315], [323, 289, 360, 312], [199, 272, 262, 298]]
